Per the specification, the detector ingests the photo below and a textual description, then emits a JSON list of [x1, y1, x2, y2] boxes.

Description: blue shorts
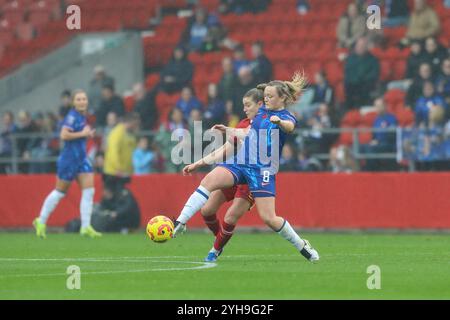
[[218, 164, 276, 198], [57, 157, 93, 182]]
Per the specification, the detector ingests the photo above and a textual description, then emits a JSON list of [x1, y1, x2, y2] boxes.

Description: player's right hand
[[182, 163, 197, 175], [82, 125, 96, 138], [212, 124, 227, 133]]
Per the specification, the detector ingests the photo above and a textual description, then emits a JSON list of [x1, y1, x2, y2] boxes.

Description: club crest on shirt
[[67, 115, 75, 126]]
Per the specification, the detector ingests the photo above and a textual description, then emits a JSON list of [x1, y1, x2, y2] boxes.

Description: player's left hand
[[270, 116, 281, 124]]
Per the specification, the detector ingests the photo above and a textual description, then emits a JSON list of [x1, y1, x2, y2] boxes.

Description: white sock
[[210, 246, 220, 254], [39, 190, 65, 224], [277, 219, 305, 251], [177, 186, 210, 224], [80, 188, 95, 228]]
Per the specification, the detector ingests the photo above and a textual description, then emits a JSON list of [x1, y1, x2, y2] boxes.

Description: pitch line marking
[[0, 259, 217, 278]]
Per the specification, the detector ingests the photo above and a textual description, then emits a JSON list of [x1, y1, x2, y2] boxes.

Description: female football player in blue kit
[[174, 73, 319, 262], [33, 90, 102, 238]]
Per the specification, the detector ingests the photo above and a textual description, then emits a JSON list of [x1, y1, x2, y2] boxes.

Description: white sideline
[[0, 258, 217, 278]]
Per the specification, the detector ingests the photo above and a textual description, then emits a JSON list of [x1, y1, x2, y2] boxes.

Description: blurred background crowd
[[1, 0, 450, 178]]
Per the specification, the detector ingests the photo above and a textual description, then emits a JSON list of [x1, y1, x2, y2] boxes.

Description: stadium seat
[[396, 107, 415, 127], [384, 89, 406, 110], [341, 110, 361, 128], [338, 131, 354, 146], [357, 126, 373, 145], [361, 111, 378, 127], [124, 95, 135, 113]]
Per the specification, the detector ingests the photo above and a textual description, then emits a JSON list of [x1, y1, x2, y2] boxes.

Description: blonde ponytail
[[258, 71, 308, 106], [284, 71, 308, 101]]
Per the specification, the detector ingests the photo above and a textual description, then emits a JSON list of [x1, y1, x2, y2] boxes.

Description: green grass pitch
[[0, 232, 449, 299]]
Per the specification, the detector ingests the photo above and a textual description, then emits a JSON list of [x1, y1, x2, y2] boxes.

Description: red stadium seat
[[357, 126, 373, 145], [396, 107, 415, 127], [384, 89, 406, 110], [341, 110, 361, 128], [380, 59, 393, 81], [124, 95, 135, 113], [145, 73, 160, 90], [361, 111, 378, 127], [338, 131, 354, 146]]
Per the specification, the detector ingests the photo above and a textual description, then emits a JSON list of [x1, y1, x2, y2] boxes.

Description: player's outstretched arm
[[182, 141, 234, 175], [270, 116, 295, 133], [212, 124, 249, 141], [60, 126, 95, 141]]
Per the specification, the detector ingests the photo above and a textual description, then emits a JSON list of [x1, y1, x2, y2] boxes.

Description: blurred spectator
[[406, 62, 434, 107], [423, 37, 448, 76], [297, 0, 310, 15], [176, 86, 203, 120], [344, 37, 380, 109], [403, 0, 440, 44], [88, 65, 115, 112], [157, 47, 194, 94], [232, 66, 258, 118], [279, 143, 298, 172], [359, 98, 398, 172], [329, 145, 359, 173], [103, 113, 140, 193], [132, 136, 155, 175], [29, 113, 54, 174], [233, 45, 250, 74], [132, 83, 159, 130], [219, 0, 271, 14], [0, 111, 17, 174], [337, 2, 366, 49], [16, 111, 40, 173], [204, 83, 226, 127], [305, 103, 333, 154], [415, 110, 446, 170], [58, 90, 72, 119], [249, 41, 273, 83], [95, 84, 126, 128], [415, 81, 446, 126], [405, 41, 427, 79], [101, 112, 119, 151], [187, 8, 209, 51], [155, 108, 187, 173], [92, 185, 140, 233], [296, 149, 323, 172], [218, 56, 238, 103], [200, 13, 237, 52], [94, 151, 105, 174], [435, 58, 450, 108], [383, 0, 410, 27], [311, 71, 334, 106]]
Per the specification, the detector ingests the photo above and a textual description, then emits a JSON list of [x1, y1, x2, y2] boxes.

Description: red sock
[[202, 214, 221, 236], [214, 222, 235, 251]]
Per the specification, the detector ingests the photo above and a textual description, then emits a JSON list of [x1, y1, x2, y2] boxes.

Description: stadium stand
[[1, 0, 450, 174]]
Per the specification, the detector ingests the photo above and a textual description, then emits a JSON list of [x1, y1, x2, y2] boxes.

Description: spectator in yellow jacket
[[103, 113, 140, 192]]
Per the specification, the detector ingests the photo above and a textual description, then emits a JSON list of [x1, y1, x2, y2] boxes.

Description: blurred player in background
[[32, 90, 102, 239], [184, 88, 263, 262], [175, 73, 319, 263]]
